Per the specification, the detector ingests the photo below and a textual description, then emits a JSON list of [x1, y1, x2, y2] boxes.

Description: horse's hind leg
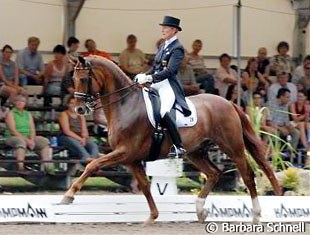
[[128, 162, 159, 226], [228, 149, 262, 224], [187, 151, 222, 223], [60, 148, 126, 204]]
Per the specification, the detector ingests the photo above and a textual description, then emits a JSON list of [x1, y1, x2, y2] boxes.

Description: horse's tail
[[232, 103, 283, 196]]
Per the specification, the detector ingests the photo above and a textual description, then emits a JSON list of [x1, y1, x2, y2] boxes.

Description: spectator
[[0, 45, 27, 102], [242, 77, 259, 106], [81, 39, 113, 61], [44, 45, 70, 106], [119, 34, 148, 79], [242, 57, 268, 92], [187, 40, 215, 94], [289, 90, 310, 150], [270, 41, 293, 78], [226, 85, 246, 110], [295, 62, 310, 93], [268, 88, 300, 150], [256, 47, 271, 83], [292, 55, 310, 84], [246, 92, 276, 138], [16, 37, 44, 85], [67, 36, 80, 64], [215, 53, 238, 98], [4, 94, 53, 173], [58, 95, 99, 162], [268, 72, 297, 104], [177, 54, 200, 96]]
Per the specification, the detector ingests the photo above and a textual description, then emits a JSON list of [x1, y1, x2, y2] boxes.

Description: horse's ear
[[78, 56, 86, 65]]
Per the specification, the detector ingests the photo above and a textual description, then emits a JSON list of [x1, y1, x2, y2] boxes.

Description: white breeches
[[151, 79, 175, 117]]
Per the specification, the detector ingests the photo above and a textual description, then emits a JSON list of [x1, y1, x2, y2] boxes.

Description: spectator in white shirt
[[268, 72, 297, 104]]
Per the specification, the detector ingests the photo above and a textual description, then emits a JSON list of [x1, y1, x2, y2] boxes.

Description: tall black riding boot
[[162, 113, 186, 158]]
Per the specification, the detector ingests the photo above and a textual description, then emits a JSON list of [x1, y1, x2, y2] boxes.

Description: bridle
[[73, 57, 138, 112]]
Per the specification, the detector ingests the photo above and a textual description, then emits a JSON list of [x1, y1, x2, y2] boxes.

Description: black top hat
[[159, 16, 182, 31]]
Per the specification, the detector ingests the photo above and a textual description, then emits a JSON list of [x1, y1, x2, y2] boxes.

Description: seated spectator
[[289, 90, 310, 150], [0, 45, 27, 102], [242, 57, 268, 92], [246, 92, 276, 139], [268, 88, 300, 150], [81, 39, 113, 61], [178, 54, 200, 96], [119, 34, 148, 79], [58, 95, 99, 161], [268, 72, 297, 104], [16, 37, 44, 85], [270, 41, 293, 78], [4, 94, 53, 173], [295, 62, 310, 95], [187, 40, 215, 94], [242, 77, 259, 106], [60, 74, 75, 105], [256, 47, 271, 83], [226, 85, 246, 110], [215, 53, 238, 98], [44, 45, 70, 106], [292, 55, 310, 84], [67, 36, 80, 64]]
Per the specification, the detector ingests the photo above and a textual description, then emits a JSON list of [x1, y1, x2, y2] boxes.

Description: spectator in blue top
[[0, 45, 27, 103], [16, 37, 45, 86]]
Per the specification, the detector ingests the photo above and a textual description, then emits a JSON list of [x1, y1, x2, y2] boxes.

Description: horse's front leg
[[129, 162, 159, 226], [60, 148, 126, 204]]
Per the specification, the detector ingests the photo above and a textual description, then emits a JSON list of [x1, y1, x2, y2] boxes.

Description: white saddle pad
[[142, 88, 197, 128]]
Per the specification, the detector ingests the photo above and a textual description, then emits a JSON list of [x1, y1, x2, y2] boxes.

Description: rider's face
[[161, 26, 177, 40]]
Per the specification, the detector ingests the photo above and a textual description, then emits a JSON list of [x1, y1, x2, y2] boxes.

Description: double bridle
[[73, 58, 138, 112]]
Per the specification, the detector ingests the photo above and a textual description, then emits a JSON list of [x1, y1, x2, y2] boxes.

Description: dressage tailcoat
[[149, 39, 191, 116]]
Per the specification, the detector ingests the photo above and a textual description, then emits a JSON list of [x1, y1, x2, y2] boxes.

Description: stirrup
[[168, 145, 186, 158]]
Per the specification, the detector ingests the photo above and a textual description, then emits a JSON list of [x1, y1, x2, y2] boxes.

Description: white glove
[[134, 73, 153, 84]]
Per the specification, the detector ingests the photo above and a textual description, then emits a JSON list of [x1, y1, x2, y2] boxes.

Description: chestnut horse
[[60, 56, 282, 224]]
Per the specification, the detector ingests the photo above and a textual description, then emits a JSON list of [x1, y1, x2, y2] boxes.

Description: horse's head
[[73, 56, 101, 115], [73, 56, 135, 115]]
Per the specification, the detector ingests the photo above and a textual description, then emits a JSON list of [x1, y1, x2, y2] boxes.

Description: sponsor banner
[[0, 195, 309, 223], [0, 196, 53, 222]]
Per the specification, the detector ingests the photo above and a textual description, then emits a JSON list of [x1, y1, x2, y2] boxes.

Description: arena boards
[[0, 195, 309, 223]]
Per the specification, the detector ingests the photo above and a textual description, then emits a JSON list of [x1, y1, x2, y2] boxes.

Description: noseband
[[74, 57, 137, 112]]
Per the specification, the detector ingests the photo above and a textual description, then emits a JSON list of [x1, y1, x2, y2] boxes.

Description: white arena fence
[[0, 195, 309, 223]]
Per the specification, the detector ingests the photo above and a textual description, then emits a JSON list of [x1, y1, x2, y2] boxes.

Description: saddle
[[144, 88, 197, 161]]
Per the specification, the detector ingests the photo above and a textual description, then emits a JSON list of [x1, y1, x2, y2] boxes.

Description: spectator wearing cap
[[16, 37, 45, 86], [268, 88, 300, 150], [270, 41, 293, 77], [267, 72, 297, 104], [215, 53, 238, 98], [4, 94, 53, 173], [81, 39, 113, 61], [44, 45, 70, 106]]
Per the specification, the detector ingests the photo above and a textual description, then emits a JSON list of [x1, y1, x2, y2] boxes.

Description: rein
[[74, 59, 139, 111]]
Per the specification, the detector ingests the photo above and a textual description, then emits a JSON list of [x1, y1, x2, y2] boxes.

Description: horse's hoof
[[143, 216, 156, 227], [252, 214, 261, 224], [59, 196, 74, 205], [197, 209, 208, 223]]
